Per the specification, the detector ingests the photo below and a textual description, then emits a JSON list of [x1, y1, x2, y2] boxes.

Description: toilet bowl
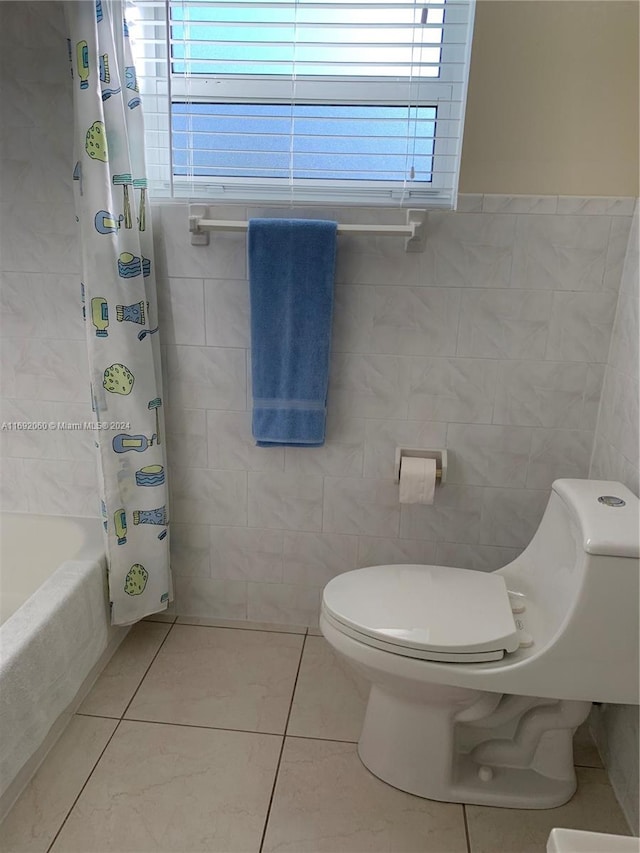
[[320, 479, 639, 809]]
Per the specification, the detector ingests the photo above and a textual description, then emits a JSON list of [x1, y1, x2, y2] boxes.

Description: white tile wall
[[0, 1, 98, 515], [149, 190, 630, 625], [1, 5, 637, 836], [589, 205, 639, 835], [0, 4, 634, 646]]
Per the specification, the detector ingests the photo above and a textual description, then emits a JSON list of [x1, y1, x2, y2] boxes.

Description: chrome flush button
[[598, 495, 626, 507]]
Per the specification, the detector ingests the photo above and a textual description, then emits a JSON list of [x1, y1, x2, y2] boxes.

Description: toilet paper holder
[[394, 448, 447, 484]]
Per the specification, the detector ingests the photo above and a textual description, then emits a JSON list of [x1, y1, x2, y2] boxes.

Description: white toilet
[[547, 829, 640, 852], [320, 479, 639, 809]]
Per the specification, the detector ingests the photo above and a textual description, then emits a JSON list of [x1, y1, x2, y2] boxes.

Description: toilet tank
[[498, 479, 639, 704]]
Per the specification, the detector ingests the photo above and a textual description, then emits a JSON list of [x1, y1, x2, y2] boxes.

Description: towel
[[248, 218, 338, 446]]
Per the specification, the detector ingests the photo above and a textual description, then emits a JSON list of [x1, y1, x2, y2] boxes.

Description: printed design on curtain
[[66, 0, 172, 625]]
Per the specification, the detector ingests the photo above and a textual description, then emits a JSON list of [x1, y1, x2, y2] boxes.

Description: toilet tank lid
[[552, 479, 639, 559]]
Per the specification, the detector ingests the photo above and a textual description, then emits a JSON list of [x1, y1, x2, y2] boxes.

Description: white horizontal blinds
[[133, 0, 475, 206], [127, 0, 172, 195]]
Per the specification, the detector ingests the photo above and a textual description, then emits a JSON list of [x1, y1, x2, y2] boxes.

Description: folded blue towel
[[248, 218, 338, 446]]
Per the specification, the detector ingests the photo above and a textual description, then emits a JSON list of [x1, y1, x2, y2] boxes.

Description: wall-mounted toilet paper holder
[[394, 448, 447, 484]]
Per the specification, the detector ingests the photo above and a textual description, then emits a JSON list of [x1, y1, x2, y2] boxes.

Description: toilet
[[320, 479, 639, 809]]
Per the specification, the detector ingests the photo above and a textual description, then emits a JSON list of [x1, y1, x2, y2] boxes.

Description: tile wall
[[589, 207, 639, 834], [1, 0, 638, 834], [152, 198, 632, 624], [0, 2, 96, 514], [0, 3, 635, 630]]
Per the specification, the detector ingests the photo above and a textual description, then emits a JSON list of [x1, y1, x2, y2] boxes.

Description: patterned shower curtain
[[66, 0, 172, 625]]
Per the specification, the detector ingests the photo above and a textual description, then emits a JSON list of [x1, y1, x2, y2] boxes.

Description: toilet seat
[[322, 564, 520, 663]]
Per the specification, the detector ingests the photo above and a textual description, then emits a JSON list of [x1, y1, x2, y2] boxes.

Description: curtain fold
[[66, 0, 172, 625]]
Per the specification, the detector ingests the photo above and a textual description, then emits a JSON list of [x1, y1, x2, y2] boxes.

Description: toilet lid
[[322, 564, 520, 659]]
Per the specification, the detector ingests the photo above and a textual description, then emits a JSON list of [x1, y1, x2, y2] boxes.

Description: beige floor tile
[[262, 738, 468, 853], [307, 626, 323, 636], [50, 720, 281, 853], [287, 636, 369, 742], [78, 622, 172, 718], [176, 616, 307, 634], [0, 715, 117, 853], [125, 625, 303, 734], [466, 767, 631, 853], [573, 722, 604, 768]]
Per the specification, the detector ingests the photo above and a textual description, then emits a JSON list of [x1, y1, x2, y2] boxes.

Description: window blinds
[[130, 0, 475, 207]]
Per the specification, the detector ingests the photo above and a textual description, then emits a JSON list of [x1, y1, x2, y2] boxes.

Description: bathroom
[[0, 0, 638, 850]]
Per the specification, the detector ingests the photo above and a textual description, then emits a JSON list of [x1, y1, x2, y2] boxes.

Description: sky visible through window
[[169, 1, 442, 182]]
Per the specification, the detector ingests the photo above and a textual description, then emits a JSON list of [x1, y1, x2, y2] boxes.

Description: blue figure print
[[133, 178, 147, 231], [99, 54, 122, 100], [99, 54, 110, 83], [113, 174, 133, 228], [95, 210, 123, 235], [80, 282, 86, 321], [76, 41, 89, 90], [161, 592, 170, 603], [101, 500, 108, 532], [116, 301, 146, 325], [138, 325, 159, 341], [133, 507, 167, 525], [135, 465, 165, 486], [115, 254, 151, 277], [133, 506, 168, 541], [127, 97, 141, 110], [96, 0, 103, 22], [102, 87, 121, 102], [91, 297, 109, 337], [73, 161, 83, 196], [123, 18, 130, 38], [67, 39, 73, 78], [112, 432, 157, 453], [114, 508, 127, 544], [148, 397, 162, 444], [125, 66, 138, 93], [117, 251, 142, 277]]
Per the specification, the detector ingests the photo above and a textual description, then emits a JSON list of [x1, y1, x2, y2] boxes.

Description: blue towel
[[248, 218, 338, 446]]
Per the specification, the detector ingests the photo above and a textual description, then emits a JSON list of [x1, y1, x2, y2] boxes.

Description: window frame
[[133, 0, 474, 208]]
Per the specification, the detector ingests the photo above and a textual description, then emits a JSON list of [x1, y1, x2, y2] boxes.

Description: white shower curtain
[[66, 0, 172, 625]]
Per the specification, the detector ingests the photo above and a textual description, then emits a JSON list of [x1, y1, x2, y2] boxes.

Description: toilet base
[[358, 685, 591, 809]]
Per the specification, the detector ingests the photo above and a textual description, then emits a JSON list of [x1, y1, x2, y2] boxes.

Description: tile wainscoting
[[0, 4, 636, 627], [150, 198, 632, 624]]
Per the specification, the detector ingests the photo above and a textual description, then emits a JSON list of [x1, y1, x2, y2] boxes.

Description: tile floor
[[0, 617, 632, 853]]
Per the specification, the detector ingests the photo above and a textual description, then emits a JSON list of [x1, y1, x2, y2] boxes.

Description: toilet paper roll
[[399, 456, 437, 505]]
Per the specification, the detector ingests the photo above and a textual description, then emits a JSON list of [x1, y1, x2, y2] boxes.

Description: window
[[132, 0, 475, 207]]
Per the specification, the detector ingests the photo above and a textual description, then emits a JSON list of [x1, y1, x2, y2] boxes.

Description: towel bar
[[188, 205, 427, 253]]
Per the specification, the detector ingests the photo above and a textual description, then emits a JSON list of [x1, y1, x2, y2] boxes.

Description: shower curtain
[[66, 0, 172, 625]]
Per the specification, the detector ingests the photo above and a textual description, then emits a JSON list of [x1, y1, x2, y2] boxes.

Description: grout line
[[462, 803, 472, 853], [120, 717, 289, 738], [46, 718, 123, 853], [258, 632, 307, 853], [74, 711, 120, 721], [286, 733, 358, 745], [174, 620, 307, 636], [120, 620, 177, 721], [143, 616, 178, 625]]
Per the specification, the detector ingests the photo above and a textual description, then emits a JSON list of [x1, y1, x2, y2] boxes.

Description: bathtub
[[0, 513, 127, 819]]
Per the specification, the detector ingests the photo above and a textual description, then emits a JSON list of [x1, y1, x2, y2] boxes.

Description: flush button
[[598, 495, 626, 507]]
